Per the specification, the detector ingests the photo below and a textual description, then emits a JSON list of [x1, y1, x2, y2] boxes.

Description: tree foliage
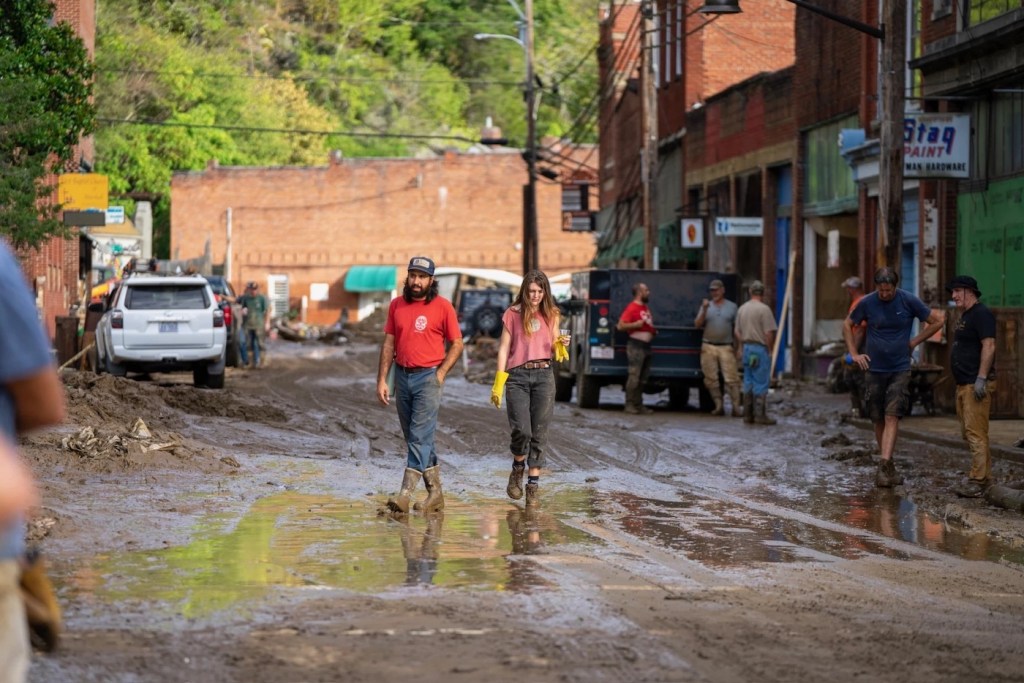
[[0, 0, 95, 249], [93, 0, 600, 255]]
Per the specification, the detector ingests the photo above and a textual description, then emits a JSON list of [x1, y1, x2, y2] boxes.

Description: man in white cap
[[376, 256, 463, 514], [695, 279, 742, 417]]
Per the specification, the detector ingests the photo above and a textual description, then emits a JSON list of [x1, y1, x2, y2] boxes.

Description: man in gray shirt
[[695, 279, 742, 416]]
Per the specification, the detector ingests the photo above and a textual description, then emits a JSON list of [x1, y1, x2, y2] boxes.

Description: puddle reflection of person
[[506, 508, 543, 555], [399, 513, 444, 585]]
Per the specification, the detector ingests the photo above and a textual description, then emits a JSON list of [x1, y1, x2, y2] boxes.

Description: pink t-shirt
[[502, 307, 555, 369]]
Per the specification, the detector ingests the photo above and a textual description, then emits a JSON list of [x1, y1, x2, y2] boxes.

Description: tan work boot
[[525, 481, 540, 508], [507, 462, 526, 500], [414, 464, 445, 512], [728, 385, 743, 417], [387, 467, 422, 513]]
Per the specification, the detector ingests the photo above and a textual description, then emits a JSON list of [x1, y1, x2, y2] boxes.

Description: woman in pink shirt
[[490, 271, 569, 507]]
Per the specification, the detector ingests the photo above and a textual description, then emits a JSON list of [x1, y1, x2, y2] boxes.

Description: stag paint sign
[[904, 113, 970, 179]]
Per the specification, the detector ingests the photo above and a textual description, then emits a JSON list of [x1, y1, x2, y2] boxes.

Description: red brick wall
[[170, 151, 598, 325], [599, 2, 642, 209]]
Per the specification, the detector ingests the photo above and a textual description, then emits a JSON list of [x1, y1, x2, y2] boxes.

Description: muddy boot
[[875, 459, 904, 488], [709, 387, 724, 416], [727, 384, 743, 417], [525, 481, 540, 508], [753, 395, 776, 425], [743, 392, 755, 424], [386, 467, 422, 514], [413, 464, 445, 512], [506, 462, 526, 500]]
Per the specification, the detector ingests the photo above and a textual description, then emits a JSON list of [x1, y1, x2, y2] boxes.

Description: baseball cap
[[748, 280, 765, 294], [946, 275, 981, 297], [708, 279, 724, 290], [407, 256, 435, 276], [840, 276, 863, 289], [246, 281, 258, 289]]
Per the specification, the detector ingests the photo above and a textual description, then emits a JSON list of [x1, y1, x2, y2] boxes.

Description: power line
[[96, 67, 522, 87]]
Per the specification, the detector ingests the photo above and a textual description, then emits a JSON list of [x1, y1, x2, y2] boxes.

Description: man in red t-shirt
[[376, 256, 464, 514], [616, 282, 657, 414], [842, 276, 867, 417]]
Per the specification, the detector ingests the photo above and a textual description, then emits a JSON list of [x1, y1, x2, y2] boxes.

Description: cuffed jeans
[[506, 366, 555, 469], [239, 329, 261, 367], [956, 380, 995, 482], [395, 368, 442, 472], [625, 339, 652, 409], [741, 343, 770, 396]]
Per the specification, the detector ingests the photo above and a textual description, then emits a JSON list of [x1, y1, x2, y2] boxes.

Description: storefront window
[[964, 0, 1019, 27], [973, 89, 1024, 179]]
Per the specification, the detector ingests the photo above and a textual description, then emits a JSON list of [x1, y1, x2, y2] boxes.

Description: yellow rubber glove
[[490, 371, 509, 408], [554, 339, 569, 363]]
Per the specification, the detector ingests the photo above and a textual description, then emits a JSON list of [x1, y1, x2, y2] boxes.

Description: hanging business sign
[[714, 216, 763, 237], [904, 113, 970, 179], [680, 218, 704, 248]]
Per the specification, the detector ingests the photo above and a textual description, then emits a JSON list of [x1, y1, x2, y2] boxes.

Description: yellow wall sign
[[58, 173, 108, 210]]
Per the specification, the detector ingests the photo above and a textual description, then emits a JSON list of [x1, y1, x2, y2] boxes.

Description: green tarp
[[344, 265, 398, 292]]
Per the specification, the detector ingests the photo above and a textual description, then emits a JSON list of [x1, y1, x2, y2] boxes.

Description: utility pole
[[879, 0, 907, 277], [523, 0, 538, 274], [640, 0, 658, 269]]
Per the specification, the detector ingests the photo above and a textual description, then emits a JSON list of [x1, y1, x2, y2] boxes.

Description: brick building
[[15, 0, 96, 339], [170, 148, 598, 325]]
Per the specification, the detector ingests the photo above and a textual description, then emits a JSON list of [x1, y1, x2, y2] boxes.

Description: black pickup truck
[[555, 269, 739, 410]]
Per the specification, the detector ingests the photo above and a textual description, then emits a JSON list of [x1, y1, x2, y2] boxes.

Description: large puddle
[[596, 489, 1024, 567], [58, 490, 597, 618]]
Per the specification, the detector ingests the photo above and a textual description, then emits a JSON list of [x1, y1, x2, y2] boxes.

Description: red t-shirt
[[620, 301, 655, 334], [385, 295, 461, 368]]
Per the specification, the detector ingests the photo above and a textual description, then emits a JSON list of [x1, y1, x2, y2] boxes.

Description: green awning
[[344, 266, 398, 293]]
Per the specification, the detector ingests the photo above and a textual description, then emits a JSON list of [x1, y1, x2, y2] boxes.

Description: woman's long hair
[[512, 270, 559, 337]]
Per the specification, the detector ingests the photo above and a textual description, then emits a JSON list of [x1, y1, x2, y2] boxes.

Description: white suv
[[94, 272, 227, 388]]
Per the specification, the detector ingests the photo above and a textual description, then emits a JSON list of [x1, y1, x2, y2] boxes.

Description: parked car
[[93, 272, 227, 388], [203, 275, 242, 367], [457, 288, 512, 340]]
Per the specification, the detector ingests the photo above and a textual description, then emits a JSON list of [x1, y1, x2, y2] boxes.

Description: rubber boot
[[754, 395, 776, 425], [507, 462, 526, 500], [727, 384, 743, 418], [709, 386, 724, 416], [743, 392, 755, 424], [387, 467, 422, 514], [414, 464, 445, 512]]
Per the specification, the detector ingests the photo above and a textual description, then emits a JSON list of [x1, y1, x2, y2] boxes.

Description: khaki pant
[[956, 381, 995, 482], [700, 343, 741, 406], [0, 559, 29, 683]]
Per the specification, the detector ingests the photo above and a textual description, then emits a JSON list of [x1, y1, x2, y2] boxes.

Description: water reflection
[[61, 491, 596, 617]]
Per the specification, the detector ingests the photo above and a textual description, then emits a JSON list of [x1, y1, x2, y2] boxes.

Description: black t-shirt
[[950, 302, 996, 385]]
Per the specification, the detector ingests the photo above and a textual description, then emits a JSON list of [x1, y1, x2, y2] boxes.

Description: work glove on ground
[[553, 339, 569, 363], [974, 376, 987, 400], [491, 371, 509, 408]]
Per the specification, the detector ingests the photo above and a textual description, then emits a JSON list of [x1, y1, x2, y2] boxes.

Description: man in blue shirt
[[843, 267, 945, 488], [0, 241, 66, 678]]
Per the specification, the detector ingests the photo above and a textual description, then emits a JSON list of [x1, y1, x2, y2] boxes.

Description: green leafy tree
[[0, 0, 95, 249]]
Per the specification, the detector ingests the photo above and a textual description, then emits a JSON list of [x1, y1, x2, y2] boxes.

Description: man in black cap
[[947, 275, 996, 498], [376, 256, 463, 514], [237, 281, 269, 369]]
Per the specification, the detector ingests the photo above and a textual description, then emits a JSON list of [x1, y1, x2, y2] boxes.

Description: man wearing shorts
[[843, 267, 945, 487]]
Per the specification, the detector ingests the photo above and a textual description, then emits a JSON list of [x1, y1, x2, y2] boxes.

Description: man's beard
[[641, 294, 649, 303], [406, 281, 428, 300]]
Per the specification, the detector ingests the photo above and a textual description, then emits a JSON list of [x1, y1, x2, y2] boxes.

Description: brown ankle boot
[[507, 462, 525, 500]]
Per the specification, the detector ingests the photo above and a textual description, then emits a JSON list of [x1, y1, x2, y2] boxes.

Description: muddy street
[[22, 340, 1024, 682]]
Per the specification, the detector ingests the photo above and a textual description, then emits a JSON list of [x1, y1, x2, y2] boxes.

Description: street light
[[474, 0, 538, 275], [699, 0, 905, 275]]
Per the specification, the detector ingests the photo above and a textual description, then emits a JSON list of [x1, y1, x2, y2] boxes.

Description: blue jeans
[[239, 329, 261, 367], [741, 343, 771, 396], [395, 367, 442, 472], [505, 366, 555, 469]]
